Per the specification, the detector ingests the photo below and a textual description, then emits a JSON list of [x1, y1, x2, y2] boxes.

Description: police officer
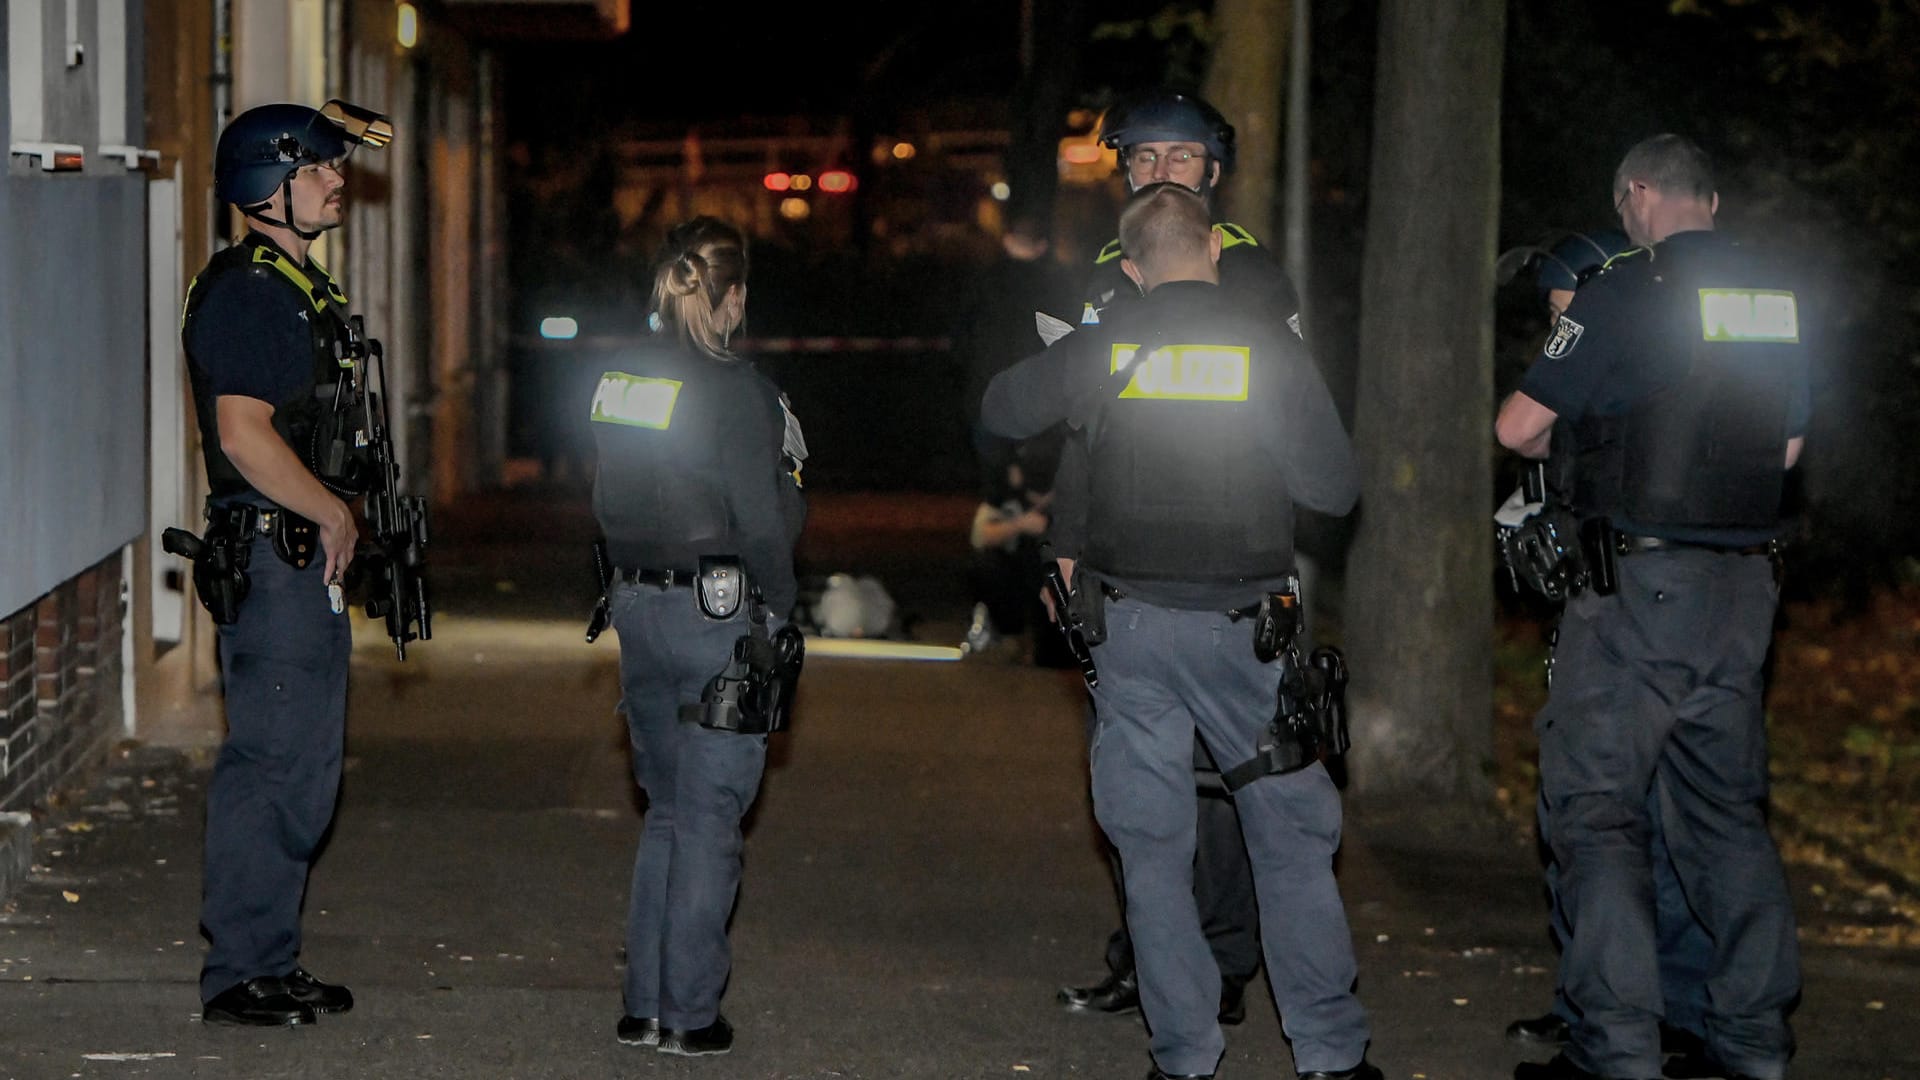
[[985, 183, 1374, 1080], [1498, 228, 1712, 1064], [1052, 87, 1301, 1027], [593, 217, 806, 1057], [182, 101, 390, 1025], [1497, 135, 1807, 1080]]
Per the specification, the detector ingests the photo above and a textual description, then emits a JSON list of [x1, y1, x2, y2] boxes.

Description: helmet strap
[[241, 174, 322, 241]]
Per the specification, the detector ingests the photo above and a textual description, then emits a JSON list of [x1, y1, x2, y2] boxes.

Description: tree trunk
[[1344, 0, 1506, 801], [1202, 0, 1289, 241], [1007, 0, 1089, 231]]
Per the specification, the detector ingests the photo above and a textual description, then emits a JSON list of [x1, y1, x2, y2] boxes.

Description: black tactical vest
[[589, 344, 735, 562], [1082, 320, 1294, 583], [1571, 241, 1798, 533], [182, 234, 359, 500]]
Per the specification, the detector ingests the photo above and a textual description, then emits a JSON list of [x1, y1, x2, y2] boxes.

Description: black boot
[[1058, 968, 1140, 1014]]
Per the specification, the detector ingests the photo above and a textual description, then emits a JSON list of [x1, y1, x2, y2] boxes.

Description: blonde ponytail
[[648, 217, 749, 360]]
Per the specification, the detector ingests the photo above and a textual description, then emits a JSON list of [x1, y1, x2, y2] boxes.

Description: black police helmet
[[1098, 89, 1236, 169], [1534, 228, 1632, 300], [214, 104, 349, 208]]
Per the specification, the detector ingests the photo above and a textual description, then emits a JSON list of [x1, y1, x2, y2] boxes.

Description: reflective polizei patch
[[1109, 343, 1251, 401], [590, 372, 682, 429], [1699, 288, 1799, 343], [1543, 316, 1585, 360]]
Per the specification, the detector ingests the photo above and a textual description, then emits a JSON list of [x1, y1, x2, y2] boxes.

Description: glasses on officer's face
[[1130, 148, 1204, 172], [1614, 182, 1638, 218]]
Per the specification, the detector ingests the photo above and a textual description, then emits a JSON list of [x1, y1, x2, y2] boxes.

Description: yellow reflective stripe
[[1214, 222, 1259, 249], [250, 246, 348, 312], [1095, 237, 1124, 265], [591, 372, 682, 429], [1114, 344, 1251, 401], [1699, 288, 1799, 343], [180, 273, 200, 331], [1109, 343, 1141, 373]]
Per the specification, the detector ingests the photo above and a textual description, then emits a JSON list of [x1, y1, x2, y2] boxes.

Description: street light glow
[[396, 3, 420, 48]]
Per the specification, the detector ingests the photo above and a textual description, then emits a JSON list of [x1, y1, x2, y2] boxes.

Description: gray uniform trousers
[[1089, 596, 1370, 1077], [200, 537, 350, 1002], [1540, 549, 1798, 1080], [613, 583, 770, 1030]]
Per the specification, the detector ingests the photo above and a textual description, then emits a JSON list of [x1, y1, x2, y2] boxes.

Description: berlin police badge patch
[[1544, 316, 1585, 360]]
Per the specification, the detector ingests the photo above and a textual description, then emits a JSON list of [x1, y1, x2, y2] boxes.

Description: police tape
[[513, 334, 952, 354]]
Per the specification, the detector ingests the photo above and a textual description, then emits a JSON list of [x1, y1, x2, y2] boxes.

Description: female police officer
[[591, 217, 806, 1056]]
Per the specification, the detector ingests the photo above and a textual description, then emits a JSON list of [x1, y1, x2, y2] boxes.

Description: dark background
[[497, 0, 1920, 603]]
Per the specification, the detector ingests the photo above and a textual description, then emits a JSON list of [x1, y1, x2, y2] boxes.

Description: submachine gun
[[334, 315, 432, 659], [1220, 576, 1351, 792]]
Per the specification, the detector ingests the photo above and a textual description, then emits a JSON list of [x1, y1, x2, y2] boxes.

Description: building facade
[[0, 0, 625, 900]]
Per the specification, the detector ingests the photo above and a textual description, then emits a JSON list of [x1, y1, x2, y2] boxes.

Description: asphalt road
[[1, 491, 1915, 1079]]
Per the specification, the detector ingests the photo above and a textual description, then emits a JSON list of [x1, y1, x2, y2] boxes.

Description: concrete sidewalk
[[0, 492, 1914, 1079]]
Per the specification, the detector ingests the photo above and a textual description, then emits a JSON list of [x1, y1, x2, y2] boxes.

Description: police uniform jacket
[[1050, 225, 1310, 559], [1519, 230, 1811, 547], [590, 340, 806, 615], [981, 278, 1357, 612], [182, 232, 359, 502]]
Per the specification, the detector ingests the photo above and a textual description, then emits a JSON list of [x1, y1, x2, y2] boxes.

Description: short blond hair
[[1117, 182, 1213, 275]]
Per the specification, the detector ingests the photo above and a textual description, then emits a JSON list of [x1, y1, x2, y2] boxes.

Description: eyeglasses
[[1130, 148, 1203, 170], [1614, 182, 1636, 217]]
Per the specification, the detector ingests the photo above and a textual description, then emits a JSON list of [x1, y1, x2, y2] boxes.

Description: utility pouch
[[1579, 517, 1619, 597], [696, 556, 746, 620], [163, 524, 251, 625], [1252, 574, 1303, 663], [270, 511, 321, 570], [1069, 578, 1108, 646]]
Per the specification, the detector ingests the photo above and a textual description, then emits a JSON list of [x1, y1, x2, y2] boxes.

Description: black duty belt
[[1616, 534, 1776, 558], [617, 567, 699, 588], [209, 504, 291, 539], [1098, 580, 1271, 620]]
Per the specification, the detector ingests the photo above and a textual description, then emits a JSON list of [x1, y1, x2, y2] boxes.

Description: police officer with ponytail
[[983, 183, 1375, 1080], [592, 217, 806, 1058], [180, 100, 391, 1026], [1497, 135, 1808, 1080]]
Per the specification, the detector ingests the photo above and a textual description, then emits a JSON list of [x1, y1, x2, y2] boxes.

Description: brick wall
[[0, 554, 124, 813]]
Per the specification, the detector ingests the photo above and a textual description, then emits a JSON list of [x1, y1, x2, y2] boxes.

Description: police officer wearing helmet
[[985, 183, 1375, 1080], [593, 217, 806, 1057], [1051, 86, 1304, 1030], [181, 99, 391, 1026], [1497, 135, 1808, 1080], [1496, 226, 1715, 1063]]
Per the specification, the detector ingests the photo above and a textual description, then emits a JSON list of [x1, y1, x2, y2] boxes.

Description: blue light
[[540, 316, 579, 340]]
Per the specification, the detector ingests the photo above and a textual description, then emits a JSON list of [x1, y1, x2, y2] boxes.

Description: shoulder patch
[[1214, 222, 1259, 249], [1543, 316, 1585, 360], [1094, 237, 1124, 265], [1080, 302, 1101, 326]]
